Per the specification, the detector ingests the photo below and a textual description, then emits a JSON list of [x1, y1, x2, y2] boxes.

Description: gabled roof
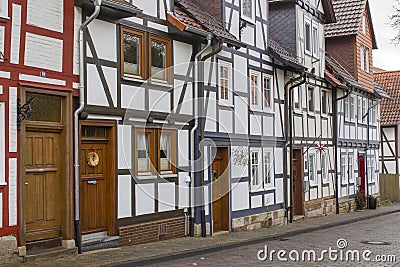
[[75, 0, 142, 19], [325, 53, 364, 90], [268, 37, 305, 70], [268, 0, 336, 23], [325, 0, 377, 48], [167, 0, 244, 48], [374, 71, 400, 125]]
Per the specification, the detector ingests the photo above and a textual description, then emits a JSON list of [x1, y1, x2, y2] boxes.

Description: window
[[365, 47, 370, 73], [348, 155, 354, 183], [308, 86, 315, 113], [350, 96, 355, 121], [122, 28, 145, 79], [341, 155, 347, 184], [309, 154, 316, 183], [264, 150, 273, 186], [344, 97, 349, 119], [250, 70, 261, 109], [360, 45, 365, 71], [305, 18, 312, 54], [294, 86, 301, 110], [321, 154, 328, 182], [312, 22, 319, 57], [0, 0, 7, 18], [371, 105, 376, 123], [263, 74, 273, 110], [251, 150, 262, 190], [241, 0, 255, 22], [135, 129, 176, 176], [219, 61, 232, 105], [367, 157, 374, 182], [358, 97, 363, 122], [363, 98, 368, 123], [362, 14, 366, 35], [149, 35, 171, 82], [121, 27, 171, 82], [321, 90, 328, 115]]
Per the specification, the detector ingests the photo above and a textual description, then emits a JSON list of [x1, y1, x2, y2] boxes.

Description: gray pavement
[[8, 203, 400, 267]]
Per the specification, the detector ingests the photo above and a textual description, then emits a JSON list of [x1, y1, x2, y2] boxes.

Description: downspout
[[74, 0, 102, 253], [284, 72, 306, 224], [334, 85, 353, 214], [190, 34, 213, 237], [200, 39, 223, 237]]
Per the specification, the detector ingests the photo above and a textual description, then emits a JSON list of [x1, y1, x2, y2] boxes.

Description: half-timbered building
[[325, 0, 382, 210], [375, 70, 400, 174], [0, 0, 77, 254]]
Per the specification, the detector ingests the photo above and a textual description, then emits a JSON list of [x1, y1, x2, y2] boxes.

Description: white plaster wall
[[0, 103, 4, 184], [9, 158, 17, 226], [10, 4, 21, 64], [118, 125, 131, 169], [27, 0, 63, 32], [118, 175, 132, 218], [178, 130, 189, 167], [205, 92, 217, 132], [234, 96, 248, 134], [173, 41, 192, 76], [121, 84, 146, 110], [88, 19, 117, 62], [135, 184, 155, 215], [251, 195, 262, 208], [73, 7, 82, 75], [87, 64, 109, 106], [219, 109, 233, 133], [158, 183, 175, 212], [149, 90, 170, 113], [178, 172, 190, 208], [231, 182, 249, 211]]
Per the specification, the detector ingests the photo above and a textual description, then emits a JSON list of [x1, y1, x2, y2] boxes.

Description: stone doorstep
[[24, 247, 77, 263]]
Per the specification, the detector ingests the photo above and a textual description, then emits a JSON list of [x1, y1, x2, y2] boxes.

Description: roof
[[268, 37, 305, 70], [325, 53, 364, 90], [325, 0, 377, 48], [374, 71, 400, 125], [75, 0, 142, 18], [167, 0, 243, 47]]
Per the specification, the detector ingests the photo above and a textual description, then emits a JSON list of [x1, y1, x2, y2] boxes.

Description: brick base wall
[[118, 216, 186, 246], [304, 198, 335, 218]]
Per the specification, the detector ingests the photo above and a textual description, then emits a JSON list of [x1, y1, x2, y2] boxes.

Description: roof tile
[[374, 71, 400, 125]]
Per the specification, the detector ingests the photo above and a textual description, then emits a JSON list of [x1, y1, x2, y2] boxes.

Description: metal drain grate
[[361, 241, 391, 245]]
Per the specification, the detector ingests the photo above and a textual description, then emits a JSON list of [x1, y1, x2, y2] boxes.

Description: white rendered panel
[[174, 79, 193, 115], [265, 193, 274, 206], [158, 183, 175, 212], [87, 64, 109, 106], [178, 172, 190, 208], [74, 7, 81, 75], [149, 90, 170, 113], [275, 178, 284, 203], [10, 4, 21, 64], [251, 195, 262, 208], [0, 26, 4, 57], [135, 184, 155, 215], [118, 125, 131, 169], [121, 84, 145, 110], [233, 55, 247, 93], [27, 0, 63, 32], [118, 175, 132, 218], [133, 0, 158, 17], [0, 103, 4, 184], [263, 116, 274, 136], [231, 146, 249, 179], [9, 158, 17, 226], [178, 130, 189, 167], [9, 87, 17, 153], [234, 96, 248, 134], [250, 114, 262, 135], [173, 41, 192, 76], [88, 20, 117, 62], [232, 182, 249, 211], [205, 92, 217, 132], [219, 109, 233, 133], [0, 193, 2, 228]]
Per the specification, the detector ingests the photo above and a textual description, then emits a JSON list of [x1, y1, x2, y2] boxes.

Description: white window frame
[[262, 74, 274, 112], [348, 154, 354, 183], [365, 47, 370, 73], [250, 70, 262, 111], [263, 148, 274, 188], [307, 86, 315, 113], [350, 95, 355, 121], [358, 96, 362, 123], [367, 156, 374, 183], [341, 154, 347, 185], [250, 148, 263, 192], [321, 90, 328, 116], [344, 97, 349, 120], [0, 0, 8, 18], [241, 0, 255, 23], [294, 86, 302, 112], [218, 60, 233, 106], [360, 45, 365, 71], [321, 153, 329, 183], [363, 98, 368, 123], [308, 153, 316, 185], [304, 17, 312, 55], [362, 14, 366, 35], [0, 103, 5, 185], [311, 21, 319, 58]]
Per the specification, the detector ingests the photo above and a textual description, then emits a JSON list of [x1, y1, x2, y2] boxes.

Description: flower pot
[[368, 197, 377, 209]]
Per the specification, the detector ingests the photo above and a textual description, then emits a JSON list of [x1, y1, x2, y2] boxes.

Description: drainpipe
[[200, 39, 223, 237], [74, 0, 102, 254], [334, 86, 353, 214], [284, 72, 306, 224], [190, 34, 213, 237]]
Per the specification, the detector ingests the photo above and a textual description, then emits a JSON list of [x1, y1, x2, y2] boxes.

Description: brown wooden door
[[25, 130, 62, 242], [212, 148, 229, 232], [80, 141, 108, 234], [293, 149, 304, 216]]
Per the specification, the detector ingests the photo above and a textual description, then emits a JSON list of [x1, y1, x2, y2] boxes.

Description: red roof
[[374, 71, 400, 125]]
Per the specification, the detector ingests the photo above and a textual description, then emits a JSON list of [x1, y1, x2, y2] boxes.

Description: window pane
[[264, 152, 271, 184], [322, 91, 327, 114], [81, 126, 106, 138], [251, 73, 259, 106], [151, 39, 167, 80], [160, 133, 171, 172], [124, 32, 141, 76], [294, 87, 301, 109], [312, 27, 318, 55], [305, 22, 311, 52], [309, 155, 315, 181], [137, 133, 150, 173], [220, 65, 229, 100], [242, 0, 252, 19], [251, 152, 259, 186], [350, 96, 355, 119], [263, 76, 271, 108], [360, 45, 364, 70], [26, 93, 62, 123], [308, 87, 314, 112]]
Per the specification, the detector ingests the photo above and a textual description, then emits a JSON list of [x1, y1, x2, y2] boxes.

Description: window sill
[[321, 113, 329, 118], [122, 75, 146, 84], [218, 101, 234, 108], [160, 173, 178, 179], [0, 182, 7, 187], [149, 80, 173, 88], [136, 174, 157, 179], [0, 16, 10, 23]]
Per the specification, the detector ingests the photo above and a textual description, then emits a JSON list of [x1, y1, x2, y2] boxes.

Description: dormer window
[[362, 14, 366, 35], [0, 0, 8, 18], [241, 0, 255, 23]]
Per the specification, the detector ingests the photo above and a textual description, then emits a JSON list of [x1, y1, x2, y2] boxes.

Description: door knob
[[25, 182, 28, 185], [87, 180, 97, 185]]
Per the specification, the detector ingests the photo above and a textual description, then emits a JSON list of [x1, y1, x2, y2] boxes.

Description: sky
[[369, 0, 400, 71]]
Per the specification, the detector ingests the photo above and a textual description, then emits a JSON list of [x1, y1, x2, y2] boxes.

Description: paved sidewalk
[[10, 203, 400, 267]]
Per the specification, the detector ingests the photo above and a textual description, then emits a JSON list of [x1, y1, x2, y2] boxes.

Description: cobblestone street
[[151, 212, 400, 267]]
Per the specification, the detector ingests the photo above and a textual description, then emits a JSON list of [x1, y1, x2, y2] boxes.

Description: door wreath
[[87, 151, 100, 167]]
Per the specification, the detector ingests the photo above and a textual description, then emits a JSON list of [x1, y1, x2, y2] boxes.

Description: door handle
[[87, 180, 97, 185], [25, 182, 28, 185]]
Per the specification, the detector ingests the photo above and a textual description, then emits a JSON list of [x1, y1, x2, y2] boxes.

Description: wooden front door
[[80, 124, 116, 235], [293, 149, 304, 216], [212, 148, 229, 232], [25, 130, 62, 241]]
